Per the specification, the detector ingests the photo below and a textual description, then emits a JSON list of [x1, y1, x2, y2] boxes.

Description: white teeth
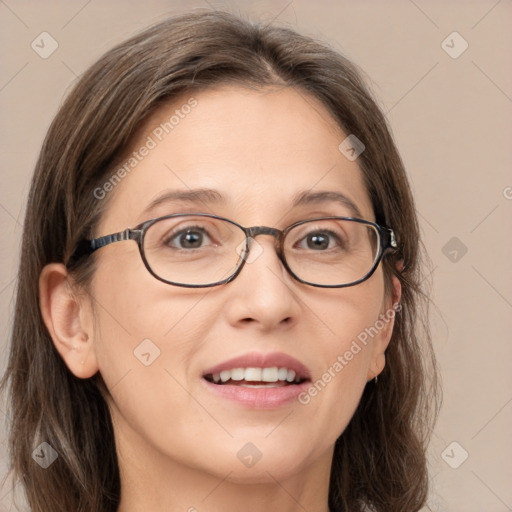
[[208, 367, 302, 384], [220, 370, 231, 383], [245, 367, 262, 381], [261, 367, 278, 382], [277, 367, 288, 380], [286, 369, 296, 383], [230, 368, 245, 381]]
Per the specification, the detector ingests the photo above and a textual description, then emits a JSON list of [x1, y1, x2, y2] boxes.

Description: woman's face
[[77, 85, 399, 482]]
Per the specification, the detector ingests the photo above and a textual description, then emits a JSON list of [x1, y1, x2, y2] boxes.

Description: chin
[[196, 443, 317, 484]]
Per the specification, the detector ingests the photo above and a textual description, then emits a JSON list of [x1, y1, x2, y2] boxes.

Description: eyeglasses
[[69, 213, 397, 288]]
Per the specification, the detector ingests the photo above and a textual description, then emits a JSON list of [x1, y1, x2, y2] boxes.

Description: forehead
[[97, 84, 374, 232]]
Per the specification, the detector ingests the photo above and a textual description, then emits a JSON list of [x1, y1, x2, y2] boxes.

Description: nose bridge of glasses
[[242, 225, 284, 259], [245, 225, 281, 239]]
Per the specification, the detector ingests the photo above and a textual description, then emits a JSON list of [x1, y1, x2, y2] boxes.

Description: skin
[[39, 84, 401, 512]]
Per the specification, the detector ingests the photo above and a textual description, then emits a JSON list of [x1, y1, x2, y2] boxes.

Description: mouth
[[200, 352, 311, 408], [203, 366, 309, 388]]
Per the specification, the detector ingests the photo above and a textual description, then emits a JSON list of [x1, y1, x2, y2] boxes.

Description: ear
[[39, 263, 99, 379], [366, 267, 402, 382]]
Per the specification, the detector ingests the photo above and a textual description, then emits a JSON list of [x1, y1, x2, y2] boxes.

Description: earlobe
[[39, 263, 99, 379]]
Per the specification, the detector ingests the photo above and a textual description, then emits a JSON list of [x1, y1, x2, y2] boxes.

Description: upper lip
[[202, 351, 312, 381]]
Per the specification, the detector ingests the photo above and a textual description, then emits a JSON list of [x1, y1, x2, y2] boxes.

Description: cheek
[[292, 345, 371, 460], [91, 245, 211, 341], [88, 253, 211, 394], [89, 275, 219, 471], [297, 274, 385, 433]]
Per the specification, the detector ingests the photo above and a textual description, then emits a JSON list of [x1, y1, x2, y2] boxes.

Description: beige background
[[1, 1, 511, 510]]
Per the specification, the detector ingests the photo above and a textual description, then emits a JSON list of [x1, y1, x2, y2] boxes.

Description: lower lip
[[201, 378, 310, 409]]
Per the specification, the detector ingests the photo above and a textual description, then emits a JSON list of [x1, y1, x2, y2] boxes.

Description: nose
[[224, 233, 301, 331]]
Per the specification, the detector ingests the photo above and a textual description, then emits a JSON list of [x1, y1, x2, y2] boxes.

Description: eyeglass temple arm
[[68, 228, 137, 265]]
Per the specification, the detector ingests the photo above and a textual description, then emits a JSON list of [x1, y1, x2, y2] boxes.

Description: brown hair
[[0, 9, 440, 512]]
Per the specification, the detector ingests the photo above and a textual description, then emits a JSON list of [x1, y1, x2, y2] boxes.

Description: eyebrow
[[141, 187, 363, 219]]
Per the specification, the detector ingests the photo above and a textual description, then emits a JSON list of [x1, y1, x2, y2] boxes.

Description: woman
[[0, 9, 440, 512]]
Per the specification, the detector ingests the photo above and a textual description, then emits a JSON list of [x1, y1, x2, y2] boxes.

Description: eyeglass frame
[[68, 212, 398, 288]]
